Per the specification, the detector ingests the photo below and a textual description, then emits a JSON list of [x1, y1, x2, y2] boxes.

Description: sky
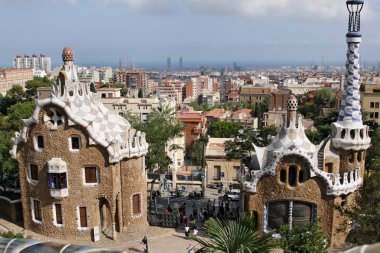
[[0, 0, 380, 68]]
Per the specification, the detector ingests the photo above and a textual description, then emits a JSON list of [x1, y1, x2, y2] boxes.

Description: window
[[233, 166, 240, 181], [376, 102, 380, 108], [213, 166, 221, 180], [357, 151, 362, 162], [349, 153, 354, 163], [48, 173, 67, 189], [298, 170, 305, 183], [266, 201, 315, 231], [288, 166, 297, 186], [35, 135, 44, 150], [79, 207, 88, 228], [279, 165, 307, 186], [70, 136, 80, 150], [375, 112, 379, 119], [29, 164, 39, 182], [324, 163, 333, 173], [370, 102, 375, 108], [84, 167, 98, 184], [132, 194, 141, 215], [54, 203, 63, 225], [33, 199, 42, 222]]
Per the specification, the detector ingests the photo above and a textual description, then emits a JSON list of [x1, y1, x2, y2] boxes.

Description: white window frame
[[76, 205, 89, 230], [31, 198, 42, 224], [130, 192, 143, 219], [82, 166, 99, 186], [34, 134, 44, 151], [52, 202, 64, 227], [69, 135, 81, 152], [28, 163, 39, 184]]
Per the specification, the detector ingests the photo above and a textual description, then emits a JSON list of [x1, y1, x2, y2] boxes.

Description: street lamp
[[200, 135, 209, 198], [346, 0, 364, 34]]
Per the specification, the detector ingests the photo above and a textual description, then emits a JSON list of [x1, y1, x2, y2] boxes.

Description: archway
[[99, 197, 112, 238]]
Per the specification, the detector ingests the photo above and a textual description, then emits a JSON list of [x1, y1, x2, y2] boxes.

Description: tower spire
[[331, 0, 370, 151], [338, 0, 364, 126]]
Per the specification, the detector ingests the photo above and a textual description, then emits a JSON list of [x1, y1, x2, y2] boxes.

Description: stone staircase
[[102, 227, 113, 239], [317, 137, 331, 171]]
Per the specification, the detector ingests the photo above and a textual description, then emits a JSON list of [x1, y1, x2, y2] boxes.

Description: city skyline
[[0, 0, 380, 68]]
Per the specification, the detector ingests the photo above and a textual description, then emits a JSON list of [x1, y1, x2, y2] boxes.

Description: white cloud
[[186, 0, 347, 20], [103, 0, 178, 14]]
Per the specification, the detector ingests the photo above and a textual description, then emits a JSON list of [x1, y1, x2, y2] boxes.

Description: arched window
[[280, 169, 286, 183], [298, 169, 305, 183], [288, 166, 297, 186]]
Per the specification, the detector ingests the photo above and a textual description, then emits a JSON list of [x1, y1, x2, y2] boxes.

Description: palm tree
[[191, 214, 276, 253]]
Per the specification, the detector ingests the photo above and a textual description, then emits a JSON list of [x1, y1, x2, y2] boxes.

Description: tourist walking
[[141, 235, 148, 253]]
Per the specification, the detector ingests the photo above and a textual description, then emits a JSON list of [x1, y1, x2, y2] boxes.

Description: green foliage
[[279, 223, 329, 253], [208, 121, 242, 138], [101, 82, 125, 88], [25, 77, 52, 100], [0, 94, 35, 184], [225, 125, 277, 160], [0, 231, 24, 238], [191, 213, 276, 253], [365, 127, 380, 174], [188, 139, 207, 166], [6, 85, 25, 103], [138, 88, 143, 98], [298, 102, 318, 119], [6, 102, 36, 131], [133, 105, 183, 173], [338, 170, 380, 245], [314, 88, 333, 109], [90, 82, 96, 93], [305, 110, 339, 145]]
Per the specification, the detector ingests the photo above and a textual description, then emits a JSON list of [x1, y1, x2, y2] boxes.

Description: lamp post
[[200, 135, 209, 198]]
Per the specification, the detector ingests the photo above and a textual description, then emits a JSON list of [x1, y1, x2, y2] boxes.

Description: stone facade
[[11, 48, 149, 242], [239, 2, 371, 247]]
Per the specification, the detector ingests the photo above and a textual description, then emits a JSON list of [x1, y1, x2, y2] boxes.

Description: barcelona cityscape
[[1, 0, 380, 252]]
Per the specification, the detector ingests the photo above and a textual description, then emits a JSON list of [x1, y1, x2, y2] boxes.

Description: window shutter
[[55, 204, 63, 225], [85, 167, 97, 183], [80, 207, 87, 227], [132, 194, 141, 214]]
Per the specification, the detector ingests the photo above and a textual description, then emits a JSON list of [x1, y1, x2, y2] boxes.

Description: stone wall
[[120, 157, 148, 233], [16, 106, 146, 241]]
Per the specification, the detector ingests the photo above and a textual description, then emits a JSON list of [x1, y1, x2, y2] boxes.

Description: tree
[[6, 101, 36, 131], [191, 213, 276, 253], [314, 88, 333, 109], [225, 125, 278, 160], [208, 121, 242, 138], [90, 82, 96, 93], [134, 105, 183, 173], [188, 140, 205, 166], [279, 223, 329, 253], [138, 88, 143, 98], [338, 170, 380, 245], [6, 85, 25, 103], [25, 77, 52, 100]]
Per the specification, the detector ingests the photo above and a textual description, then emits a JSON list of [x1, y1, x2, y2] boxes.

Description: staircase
[[102, 227, 113, 239], [317, 137, 331, 171]]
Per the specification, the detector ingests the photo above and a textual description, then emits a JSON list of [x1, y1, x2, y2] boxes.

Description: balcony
[[50, 188, 68, 198], [48, 158, 68, 199]]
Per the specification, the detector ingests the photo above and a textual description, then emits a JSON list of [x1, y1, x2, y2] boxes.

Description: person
[[141, 235, 148, 253], [185, 224, 190, 238], [187, 244, 194, 253], [167, 204, 172, 213], [193, 228, 198, 237]]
